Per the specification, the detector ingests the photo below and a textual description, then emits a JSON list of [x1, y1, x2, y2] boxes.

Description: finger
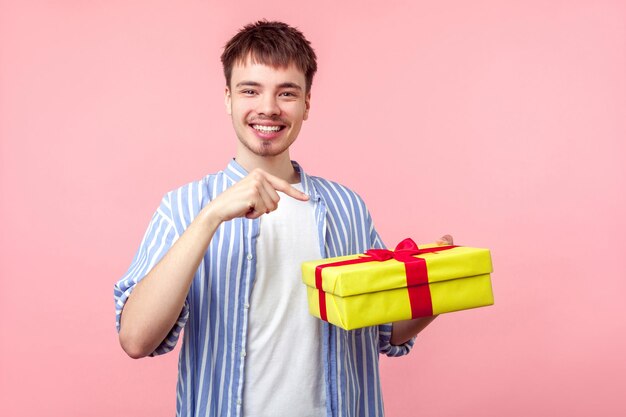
[[264, 173, 309, 201], [245, 207, 264, 219], [261, 178, 281, 211], [436, 234, 454, 245], [257, 183, 276, 214], [240, 192, 265, 220], [241, 171, 271, 216], [244, 197, 267, 219]]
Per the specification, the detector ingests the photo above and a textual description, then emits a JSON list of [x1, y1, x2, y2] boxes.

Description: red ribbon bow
[[314, 238, 456, 324], [363, 238, 455, 262]]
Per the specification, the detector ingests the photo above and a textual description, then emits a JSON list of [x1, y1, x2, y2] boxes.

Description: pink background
[[1, 1, 625, 416]]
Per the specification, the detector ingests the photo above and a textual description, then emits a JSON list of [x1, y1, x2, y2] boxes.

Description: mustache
[[248, 116, 289, 125]]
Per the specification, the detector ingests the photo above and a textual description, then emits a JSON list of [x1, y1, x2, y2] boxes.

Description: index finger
[[436, 234, 454, 245], [264, 173, 309, 201]]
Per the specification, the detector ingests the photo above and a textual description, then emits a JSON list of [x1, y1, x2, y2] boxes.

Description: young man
[[114, 20, 450, 417]]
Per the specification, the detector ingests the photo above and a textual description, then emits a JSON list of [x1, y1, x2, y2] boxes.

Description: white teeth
[[252, 124, 282, 132]]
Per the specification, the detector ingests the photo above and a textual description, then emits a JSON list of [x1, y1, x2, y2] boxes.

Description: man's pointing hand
[[209, 168, 309, 222]]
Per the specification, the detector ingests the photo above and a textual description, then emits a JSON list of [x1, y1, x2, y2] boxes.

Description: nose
[[256, 93, 280, 117]]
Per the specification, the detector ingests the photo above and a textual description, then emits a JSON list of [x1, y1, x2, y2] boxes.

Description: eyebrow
[[235, 81, 303, 91]]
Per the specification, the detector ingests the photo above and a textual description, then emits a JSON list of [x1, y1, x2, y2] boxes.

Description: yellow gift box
[[301, 238, 494, 330]]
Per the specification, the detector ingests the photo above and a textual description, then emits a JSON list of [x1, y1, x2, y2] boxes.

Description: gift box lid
[[301, 242, 493, 297]]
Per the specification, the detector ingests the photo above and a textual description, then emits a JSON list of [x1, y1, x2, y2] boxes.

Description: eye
[[240, 89, 256, 95], [279, 91, 297, 97]]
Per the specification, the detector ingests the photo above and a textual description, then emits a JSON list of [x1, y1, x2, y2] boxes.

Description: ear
[[303, 92, 311, 121], [224, 86, 232, 115]]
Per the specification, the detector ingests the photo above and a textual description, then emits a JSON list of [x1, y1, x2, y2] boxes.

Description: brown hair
[[221, 20, 317, 92]]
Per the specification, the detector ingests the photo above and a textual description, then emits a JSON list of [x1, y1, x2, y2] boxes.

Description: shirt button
[[244, 303, 250, 309], [246, 254, 253, 261], [237, 399, 242, 405], [241, 351, 246, 357]]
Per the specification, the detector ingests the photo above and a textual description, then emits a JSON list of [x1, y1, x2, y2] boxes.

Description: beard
[[236, 133, 293, 157]]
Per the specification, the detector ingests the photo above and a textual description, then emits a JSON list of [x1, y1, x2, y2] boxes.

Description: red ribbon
[[314, 238, 456, 323]]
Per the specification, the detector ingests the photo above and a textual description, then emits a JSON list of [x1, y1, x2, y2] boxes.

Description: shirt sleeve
[[113, 194, 190, 357], [378, 323, 416, 357], [365, 206, 416, 357]]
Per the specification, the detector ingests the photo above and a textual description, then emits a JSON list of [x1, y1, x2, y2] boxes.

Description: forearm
[[390, 315, 438, 345], [119, 205, 221, 358]]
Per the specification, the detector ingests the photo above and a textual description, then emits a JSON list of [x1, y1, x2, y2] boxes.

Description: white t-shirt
[[243, 183, 326, 417]]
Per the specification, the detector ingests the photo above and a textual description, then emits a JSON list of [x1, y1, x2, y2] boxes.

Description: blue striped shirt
[[114, 159, 414, 417]]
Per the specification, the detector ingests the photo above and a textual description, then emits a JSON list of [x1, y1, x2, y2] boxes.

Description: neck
[[235, 149, 300, 184]]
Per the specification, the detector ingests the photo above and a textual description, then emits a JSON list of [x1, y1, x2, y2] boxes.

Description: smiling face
[[225, 58, 310, 166]]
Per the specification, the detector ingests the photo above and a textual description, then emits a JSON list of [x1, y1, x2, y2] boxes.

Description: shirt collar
[[224, 158, 321, 202]]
